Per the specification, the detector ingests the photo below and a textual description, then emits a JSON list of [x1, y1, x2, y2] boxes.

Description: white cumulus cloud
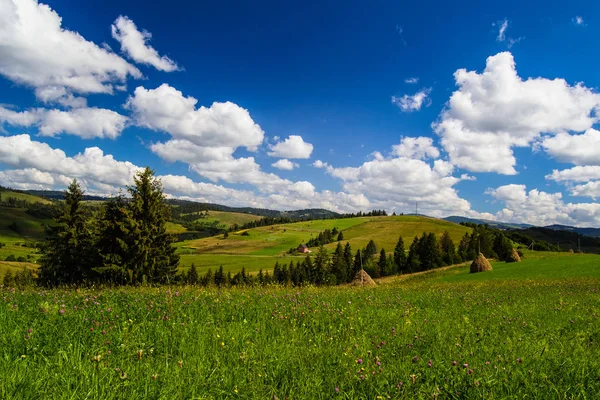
[[268, 135, 314, 159], [392, 136, 440, 160], [487, 184, 600, 227], [111, 16, 180, 72], [542, 129, 600, 166], [0, 0, 141, 103], [392, 88, 432, 112], [0, 106, 128, 139], [272, 159, 299, 170], [434, 52, 600, 174]]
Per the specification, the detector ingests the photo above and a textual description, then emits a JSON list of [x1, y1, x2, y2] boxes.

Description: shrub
[[5, 255, 17, 262]]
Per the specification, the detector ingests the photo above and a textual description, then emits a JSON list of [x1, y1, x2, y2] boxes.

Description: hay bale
[[470, 253, 493, 273], [569, 249, 574, 254], [506, 248, 521, 263], [350, 269, 376, 286]]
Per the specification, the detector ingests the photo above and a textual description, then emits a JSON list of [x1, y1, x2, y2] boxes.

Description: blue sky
[[1, 0, 600, 226]]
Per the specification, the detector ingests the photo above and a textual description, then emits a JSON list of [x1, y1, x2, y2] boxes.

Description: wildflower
[[137, 350, 143, 359], [152, 374, 158, 381], [427, 361, 432, 367], [356, 359, 363, 364], [178, 360, 183, 368], [21, 355, 26, 359], [452, 361, 457, 366], [59, 309, 65, 315], [463, 363, 469, 368], [27, 329, 32, 334], [412, 356, 418, 363], [516, 358, 522, 363], [335, 388, 339, 393], [376, 361, 381, 366]]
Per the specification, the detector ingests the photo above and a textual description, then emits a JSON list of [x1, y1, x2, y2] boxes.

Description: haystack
[[350, 269, 376, 286], [470, 253, 492, 273], [569, 249, 574, 254], [506, 248, 521, 263]]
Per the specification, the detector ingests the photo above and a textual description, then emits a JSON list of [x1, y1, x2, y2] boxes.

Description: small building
[[297, 244, 311, 254]]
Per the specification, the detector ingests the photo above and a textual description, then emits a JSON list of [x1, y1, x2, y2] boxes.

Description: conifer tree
[[331, 242, 347, 284], [312, 245, 330, 284], [127, 167, 179, 284], [337, 232, 344, 241], [352, 249, 362, 274], [377, 248, 387, 277], [187, 263, 199, 284], [97, 192, 134, 283], [39, 179, 100, 286], [343, 242, 353, 276], [407, 236, 421, 272], [393, 236, 407, 272], [364, 240, 377, 260], [440, 231, 457, 266]]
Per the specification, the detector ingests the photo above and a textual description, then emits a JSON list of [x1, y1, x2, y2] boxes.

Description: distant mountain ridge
[[443, 216, 600, 238]]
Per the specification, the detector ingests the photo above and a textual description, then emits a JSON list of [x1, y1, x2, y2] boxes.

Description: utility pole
[[415, 202, 418, 216]]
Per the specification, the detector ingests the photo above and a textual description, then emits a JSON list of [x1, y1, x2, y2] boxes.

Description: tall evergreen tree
[[393, 236, 407, 272], [343, 242, 353, 276], [312, 245, 330, 284], [363, 240, 378, 260], [39, 179, 100, 286], [97, 192, 134, 284], [331, 242, 348, 284], [352, 249, 363, 274], [127, 167, 179, 283], [377, 248, 388, 277], [406, 236, 421, 272], [187, 263, 199, 284], [440, 231, 457, 266]]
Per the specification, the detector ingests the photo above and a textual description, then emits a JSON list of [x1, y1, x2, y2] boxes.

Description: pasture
[[1, 253, 599, 399]]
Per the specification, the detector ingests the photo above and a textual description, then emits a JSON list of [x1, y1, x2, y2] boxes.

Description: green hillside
[[0, 188, 52, 205], [177, 215, 472, 274]]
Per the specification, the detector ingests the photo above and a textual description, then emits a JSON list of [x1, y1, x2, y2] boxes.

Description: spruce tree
[[343, 242, 353, 275], [377, 248, 387, 277], [337, 232, 344, 241], [393, 236, 407, 272], [127, 167, 179, 284], [39, 179, 99, 286], [187, 263, 199, 284], [440, 231, 456, 266], [312, 245, 330, 284], [97, 192, 133, 284], [407, 236, 421, 272]]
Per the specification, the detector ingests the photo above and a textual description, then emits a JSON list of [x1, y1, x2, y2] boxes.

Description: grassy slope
[[177, 216, 472, 274], [0, 189, 52, 205], [0, 261, 38, 280], [197, 210, 263, 228]]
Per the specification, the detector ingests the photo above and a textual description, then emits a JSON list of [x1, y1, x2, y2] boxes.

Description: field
[[193, 210, 264, 228], [0, 189, 52, 205], [177, 216, 472, 273], [1, 252, 599, 399]]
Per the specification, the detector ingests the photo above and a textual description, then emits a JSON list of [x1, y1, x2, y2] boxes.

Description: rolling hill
[[176, 215, 472, 274]]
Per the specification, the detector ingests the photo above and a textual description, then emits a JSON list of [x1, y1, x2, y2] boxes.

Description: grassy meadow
[[177, 216, 472, 273], [1, 252, 599, 399]]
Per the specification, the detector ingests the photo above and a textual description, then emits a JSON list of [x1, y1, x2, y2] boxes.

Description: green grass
[[0, 189, 52, 205], [0, 261, 37, 280], [196, 210, 263, 228], [1, 252, 599, 399]]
